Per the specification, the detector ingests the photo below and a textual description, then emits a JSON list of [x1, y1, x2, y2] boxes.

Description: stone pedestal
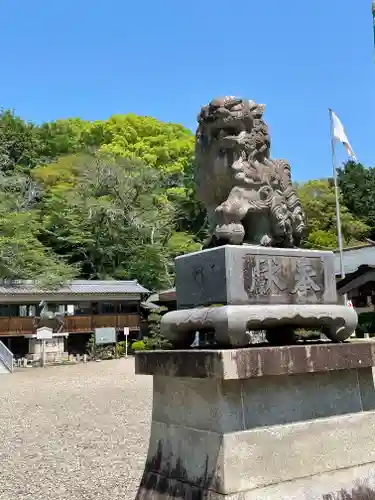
[[161, 246, 357, 345], [135, 343, 375, 499], [175, 245, 337, 308], [26, 334, 69, 363]]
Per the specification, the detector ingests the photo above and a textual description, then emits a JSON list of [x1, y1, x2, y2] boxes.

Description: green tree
[[143, 306, 172, 350], [167, 158, 207, 242], [337, 161, 375, 239], [37, 118, 91, 160], [0, 171, 76, 286], [0, 110, 43, 173], [37, 114, 199, 238], [297, 179, 369, 249], [37, 114, 195, 177], [34, 153, 198, 290]]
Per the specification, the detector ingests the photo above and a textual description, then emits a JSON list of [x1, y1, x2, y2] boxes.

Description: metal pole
[[329, 108, 345, 280], [124, 327, 129, 358], [41, 339, 45, 368]]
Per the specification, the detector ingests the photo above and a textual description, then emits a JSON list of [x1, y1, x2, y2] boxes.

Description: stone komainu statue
[[195, 96, 306, 248]]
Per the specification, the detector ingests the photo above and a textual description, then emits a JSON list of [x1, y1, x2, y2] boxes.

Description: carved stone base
[[160, 304, 358, 346], [175, 245, 337, 309], [169, 245, 356, 346]]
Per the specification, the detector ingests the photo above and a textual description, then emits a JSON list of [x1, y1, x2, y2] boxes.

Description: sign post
[[124, 327, 130, 358], [36, 327, 53, 368], [42, 340, 45, 368]]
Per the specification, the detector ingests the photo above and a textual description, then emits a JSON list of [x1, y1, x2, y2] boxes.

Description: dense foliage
[[337, 161, 375, 240], [33, 153, 199, 289], [0, 109, 372, 290], [297, 179, 369, 249]]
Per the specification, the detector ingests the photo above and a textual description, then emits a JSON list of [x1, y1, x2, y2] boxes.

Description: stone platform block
[[160, 303, 358, 345], [175, 245, 337, 309], [135, 342, 375, 380], [135, 343, 375, 500]]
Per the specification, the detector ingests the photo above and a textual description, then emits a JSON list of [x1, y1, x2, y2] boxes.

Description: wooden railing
[[0, 314, 141, 336], [64, 314, 140, 333], [0, 317, 35, 335]]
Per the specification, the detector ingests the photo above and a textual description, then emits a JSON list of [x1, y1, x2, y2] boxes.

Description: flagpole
[[329, 108, 345, 280]]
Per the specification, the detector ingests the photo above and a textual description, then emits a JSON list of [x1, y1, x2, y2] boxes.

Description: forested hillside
[[0, 110, 371, 290]]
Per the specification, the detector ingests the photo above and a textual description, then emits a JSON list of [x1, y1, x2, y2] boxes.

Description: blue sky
[[0, 0, 373, 181]]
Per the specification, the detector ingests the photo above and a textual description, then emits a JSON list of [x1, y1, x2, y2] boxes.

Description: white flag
[[331, 110, 357, 161]]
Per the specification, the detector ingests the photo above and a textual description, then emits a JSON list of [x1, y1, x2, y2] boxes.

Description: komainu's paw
[[215, 223, 244, 244]]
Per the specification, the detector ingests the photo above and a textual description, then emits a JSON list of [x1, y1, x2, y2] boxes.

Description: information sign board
[[36, 327, 53, 340], [94, 327, 116, 345]]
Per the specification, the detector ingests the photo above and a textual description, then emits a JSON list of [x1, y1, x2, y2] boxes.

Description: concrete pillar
[[135, 343, 375, 499]]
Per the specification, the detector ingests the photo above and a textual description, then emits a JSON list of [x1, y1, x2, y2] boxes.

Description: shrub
[[85, 333, 116, 359], [86, 334, 95, 357], [132, 340, 146, 351], [116, 341, 131, 356], [295, 328, 321, 340], [357, 312, 375, 338], [144, 306, 172, 350]]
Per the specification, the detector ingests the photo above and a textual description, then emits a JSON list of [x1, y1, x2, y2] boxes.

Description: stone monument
[[134, 97, 375, 499], [163, 96, 356, 346]]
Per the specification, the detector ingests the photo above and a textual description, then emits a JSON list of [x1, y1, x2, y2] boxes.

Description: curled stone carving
[[195, 96, 306, 248]]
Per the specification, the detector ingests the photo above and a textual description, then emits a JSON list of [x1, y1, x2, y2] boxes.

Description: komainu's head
[[196, 96, 270, 162]]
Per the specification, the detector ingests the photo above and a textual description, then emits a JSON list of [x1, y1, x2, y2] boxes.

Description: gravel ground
[[0, 358, 152, 500]]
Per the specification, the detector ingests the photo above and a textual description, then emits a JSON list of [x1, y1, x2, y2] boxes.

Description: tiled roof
[[336, 265, 375, 292], [141, 301, 160, 310], [148, 288, 176, 303], [334, 245, 375, 275], [0, 280, 149, 296]]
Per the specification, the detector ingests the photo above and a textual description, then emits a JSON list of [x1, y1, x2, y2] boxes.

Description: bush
[[94, 345, 115, 359], [132, 340, 146, 351], [143, 335, 172, 350], [357, 312, 375, 338], [295, 328, 322, 340], [85, 334, 117, 359], [116, 341, 131, 356], [86, 334, 95, 357], [144, 306, 172, 350]]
